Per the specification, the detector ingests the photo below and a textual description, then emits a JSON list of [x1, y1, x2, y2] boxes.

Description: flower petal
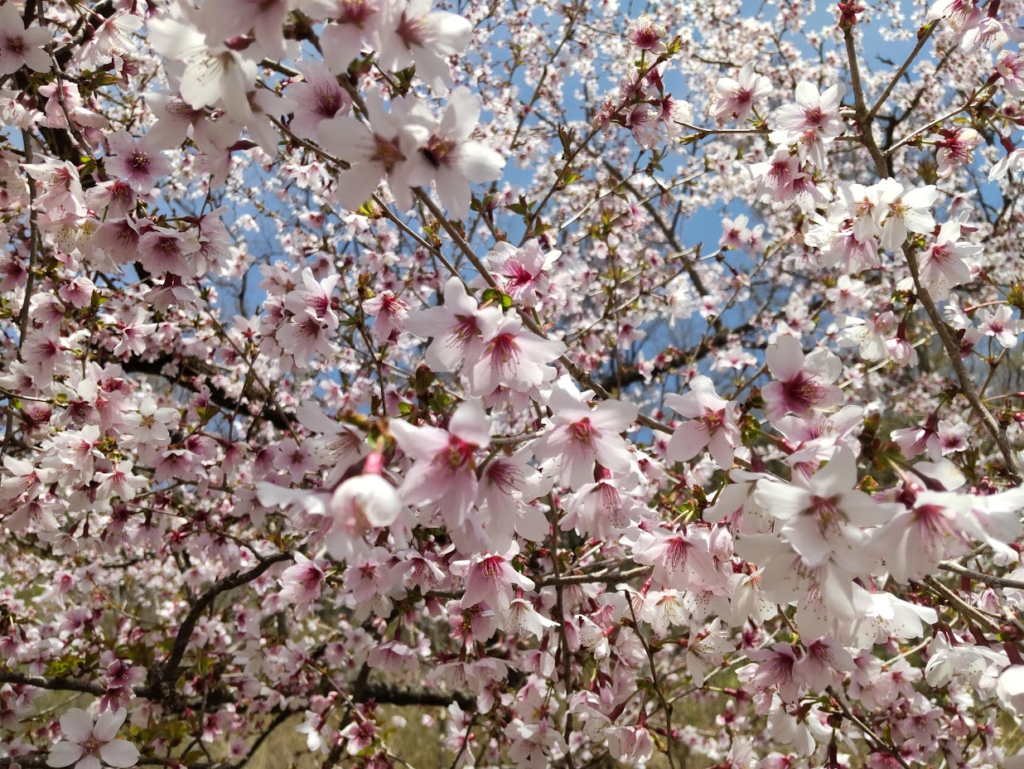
[[59, 708, 94, 743], [46, 742, 84, 768], [100, 739, 141, 768], [93, 707, 127, 742]]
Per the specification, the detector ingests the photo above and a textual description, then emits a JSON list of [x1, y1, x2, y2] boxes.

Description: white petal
[[59, 709, 94, 743], [46, 742, 84, 768], [76, 756, 103, 769], [752, 481, 811, 520], [666, 421, 708, 462], [334, 163, 385, 210], [93, 708, 127, 742], [100, 740, 140, 768]]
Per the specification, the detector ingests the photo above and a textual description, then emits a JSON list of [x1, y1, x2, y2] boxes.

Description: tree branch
[[160, 552, 294, 686]]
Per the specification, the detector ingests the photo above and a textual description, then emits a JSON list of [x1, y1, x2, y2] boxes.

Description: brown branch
[[160, 552, 294, 686], [867, 22, 938, 120], [120, 353, 294, 433], [939, 561, 1024, 589]]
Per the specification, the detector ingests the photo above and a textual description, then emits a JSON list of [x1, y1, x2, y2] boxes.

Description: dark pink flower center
[[130, 150, 150, 171], [782, 372, 824, 412], [568, 417, 598, 449], [395, 11, 427, 48]]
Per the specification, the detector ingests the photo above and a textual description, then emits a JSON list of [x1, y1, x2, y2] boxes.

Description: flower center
[[568, 417, 598, 449], [395, 11, 427, 48], [131, 150, 150, 171], [422, 134, 457, 168], [371, 134, 405, 171], [782, 372, 824, 411]]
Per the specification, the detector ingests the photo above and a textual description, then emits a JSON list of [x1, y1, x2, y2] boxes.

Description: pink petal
[[46, 741, 84, 768], [59, 709, 94, 743], [100, 739, 141, 768], [93, 707, 127, 742]]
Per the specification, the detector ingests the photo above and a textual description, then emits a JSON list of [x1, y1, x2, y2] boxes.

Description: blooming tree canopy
[[2, 0, 1024, 767]]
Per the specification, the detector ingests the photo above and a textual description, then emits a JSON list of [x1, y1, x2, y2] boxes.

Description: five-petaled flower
[[47, 707, 140, 769]]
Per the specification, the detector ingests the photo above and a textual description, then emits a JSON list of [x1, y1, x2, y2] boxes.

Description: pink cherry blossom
[[0, 4, 51, 76], [377, 0, 473, 92], [279, 553, 325, 614], [762, 335, 843, 423], [46, 707, 139, 769], [533, 377, 638, 490], [104, 130, 170, 194], [319, 91, 429, 210], [468, 314, 565, 397], [390, 400, 489, 529], [664, 375, 740, 469], [487, 239, 559, 308], [407, 276, 502, 372], [710, 62, 772, 123]]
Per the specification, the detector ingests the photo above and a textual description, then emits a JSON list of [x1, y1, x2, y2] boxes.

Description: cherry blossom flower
[[287, 61, 353, 139], [122, 398, 179, 445], [22, 159, 88, 225], [318, 92, 429, 210], [377, 0, 473, 92], [139, 226, 201, 277], [606, 724, 654, 764], [875, 179, 937, 252], [149, 11, 256, 119], [873, 488, 980, 583], [836, 311, 896, 362], [934, 127, 980, 177], [279, 554, 325, 614], [504, 596, 557, 640], [456, 543, 535, 614], [917, 221, 980, 300], [627, 15, 666, 54], [710, 62, 772, 123], [772, 82, 846, 167], [686, 617, 733, 686], [339, 718, 376, 755], [389, 400, 489, 529], [46, 707, 139, 769], [105, 130, 170, 194], [630, 526, 720, 592], [468, 314, 565, 397], [487, 239, 559, 308], [0, 4, 51, 76], [277, 308, 338, 363], [409, 86, 505, 220], [318, 0, 387, 73], [664, 375, 740, 469], [407, 277, 502, 372], [762, 335, 843, 423], [533, 377, 638, 490], [997, 50, 1024, 96], [325, 473, 403, 561], [754, 449, 888, 571], [977, 305, 1020, 348], [747, 644, 804, 702], [362, 290, 409, 345]]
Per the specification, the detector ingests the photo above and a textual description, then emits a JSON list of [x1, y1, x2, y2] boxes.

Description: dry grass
[[242, 696, 726, 769]]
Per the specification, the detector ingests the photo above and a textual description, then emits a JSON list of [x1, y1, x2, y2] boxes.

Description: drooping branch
[[120, 353, 294, 433], [159, 552, 294, 687]]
